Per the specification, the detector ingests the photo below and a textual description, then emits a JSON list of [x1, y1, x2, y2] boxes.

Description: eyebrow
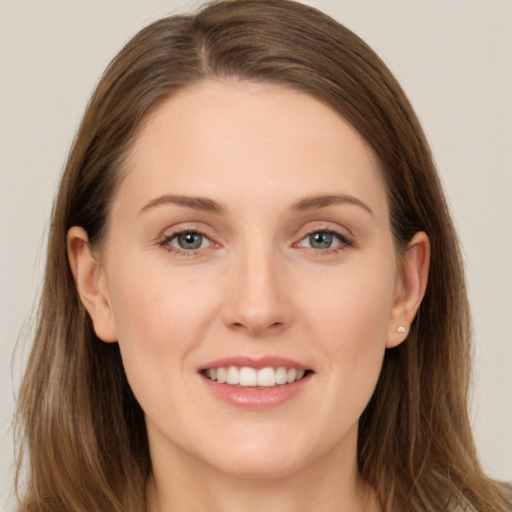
[[138, 193, 372, 217], [138, 194, 224, 215], [292, 194, 373, 216]]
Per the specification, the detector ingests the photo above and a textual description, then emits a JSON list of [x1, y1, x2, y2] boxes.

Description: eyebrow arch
[[138, 194, 224, 215], [292, 194, 373, 216]]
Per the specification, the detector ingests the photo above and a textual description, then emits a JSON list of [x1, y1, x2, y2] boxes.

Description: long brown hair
[[15, 1, 510, 510]]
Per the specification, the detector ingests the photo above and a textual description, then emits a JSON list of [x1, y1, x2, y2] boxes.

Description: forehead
[[116, 80, 388, 219]]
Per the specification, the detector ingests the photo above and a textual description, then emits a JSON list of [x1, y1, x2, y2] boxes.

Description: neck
[[146, 433, 380, 512]]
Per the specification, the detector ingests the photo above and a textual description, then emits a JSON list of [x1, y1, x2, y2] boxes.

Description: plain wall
[[1, 0, 511, 509]]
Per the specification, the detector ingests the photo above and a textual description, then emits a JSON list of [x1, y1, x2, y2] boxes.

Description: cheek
[[109, 259, 215, 338], [105, 260, 220, 388], [302, 263, 396, 403], [307, 263, 395, 344]]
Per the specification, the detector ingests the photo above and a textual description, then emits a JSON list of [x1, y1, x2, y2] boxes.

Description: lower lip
[[200, 374, 312, 409]]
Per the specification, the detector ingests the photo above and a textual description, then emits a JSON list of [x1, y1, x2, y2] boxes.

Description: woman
[[14, 0, 511, 511]]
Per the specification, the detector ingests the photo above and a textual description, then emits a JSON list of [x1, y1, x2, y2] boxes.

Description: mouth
[[201, 366, 312, 388]]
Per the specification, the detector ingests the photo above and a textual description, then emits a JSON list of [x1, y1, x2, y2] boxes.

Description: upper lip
[[199, 355, 311, 372]]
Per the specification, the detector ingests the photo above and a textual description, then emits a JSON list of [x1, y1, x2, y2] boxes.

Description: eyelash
[[158, 226, 353, 256], [294, 227, 353, 254], [158, 229, 216, 256]]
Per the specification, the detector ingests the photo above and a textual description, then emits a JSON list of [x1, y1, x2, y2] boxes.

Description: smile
[[199, 357, 314, 408], [202, 366, 308, 388]]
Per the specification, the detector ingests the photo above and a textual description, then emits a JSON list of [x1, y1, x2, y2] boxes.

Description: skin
[[68, 80, 429, 512]]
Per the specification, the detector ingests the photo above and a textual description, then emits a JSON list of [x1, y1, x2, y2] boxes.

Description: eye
[[306, 231, 336, 249], [161, 231, 213, 252], [296, 230, 351, 251]]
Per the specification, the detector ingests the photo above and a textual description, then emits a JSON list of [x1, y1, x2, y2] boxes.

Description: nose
[[222, 244, 293, 338]]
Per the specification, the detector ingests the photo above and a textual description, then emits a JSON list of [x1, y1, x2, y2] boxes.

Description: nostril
[[228, 320, 286, 336]]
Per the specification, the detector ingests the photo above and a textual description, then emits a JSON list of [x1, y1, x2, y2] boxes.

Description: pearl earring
[[396, 326, 406, 333]]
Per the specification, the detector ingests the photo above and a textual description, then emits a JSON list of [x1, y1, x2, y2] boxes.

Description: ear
[[386, 231, 430, 348], [67, 226, 117, 342]]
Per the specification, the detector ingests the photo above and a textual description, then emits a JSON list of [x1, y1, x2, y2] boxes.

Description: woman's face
[[84, 81, 416, 479]]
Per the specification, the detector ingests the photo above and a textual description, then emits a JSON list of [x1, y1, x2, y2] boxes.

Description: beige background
[[1, 0, 511, 508]]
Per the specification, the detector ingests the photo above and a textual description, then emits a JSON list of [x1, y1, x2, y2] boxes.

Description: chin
[[212, 451, 306, 480], [198, 427, 321, 480]]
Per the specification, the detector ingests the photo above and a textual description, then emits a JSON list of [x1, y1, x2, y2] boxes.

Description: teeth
[[257, 367, 275, 387], [239, 367, 257, 386], [226, 366, 239, 385], [217, 367, 227, 384], [204, 365, 308, 387], [275, 366, 287, 385]]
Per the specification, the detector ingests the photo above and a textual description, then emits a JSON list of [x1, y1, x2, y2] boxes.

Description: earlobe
[[386, 231, 430, 348], [67, 226, 117, 343]]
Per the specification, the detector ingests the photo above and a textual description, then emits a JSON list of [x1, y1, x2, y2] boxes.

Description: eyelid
[[155, 221, 354, 255], [157, 223, 221, 255], [293, 223, 354, 251], [158, 222, 216, 241]]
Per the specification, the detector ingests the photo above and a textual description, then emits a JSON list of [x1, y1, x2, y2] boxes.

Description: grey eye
[[175, 232, 206, 250], [296, 230, 349, 251], [308, 232, 334, 249]]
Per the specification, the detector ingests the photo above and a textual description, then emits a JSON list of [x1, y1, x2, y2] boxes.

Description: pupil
[[310, 232, 332, 249], [178, 232, 203, 250]]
